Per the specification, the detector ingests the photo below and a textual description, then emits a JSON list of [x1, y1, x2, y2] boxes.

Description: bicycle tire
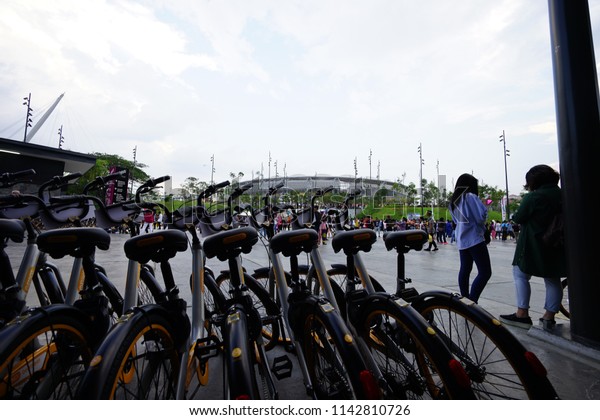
[[250, 268, 293, 346], [356, 292, 475, 400], [139, 264, 167, 305], [215, 272, 281, 350], [559, 278, 569, 319], [412, 291, 559, 400], [77, 305, 181, 399], [0, 305, 94, 399], [291, 295, 381, 399], [222, 306, 260, 399]]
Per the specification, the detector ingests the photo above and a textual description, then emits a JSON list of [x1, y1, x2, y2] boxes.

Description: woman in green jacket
[[500, 165, 567, 329]]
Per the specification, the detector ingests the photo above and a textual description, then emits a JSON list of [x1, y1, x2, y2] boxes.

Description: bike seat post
[[309, 246, 340, 312], [395, 250, 407, 296]]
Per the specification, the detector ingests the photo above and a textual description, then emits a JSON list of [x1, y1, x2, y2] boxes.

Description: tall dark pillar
[[548, 0, 600, 347]]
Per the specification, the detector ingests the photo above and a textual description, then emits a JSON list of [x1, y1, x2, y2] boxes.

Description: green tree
[[70, 152, 150, 197], [180, 177, 207, 200]]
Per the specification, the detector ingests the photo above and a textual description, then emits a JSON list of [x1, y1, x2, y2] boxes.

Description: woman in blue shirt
[[449, 173, 492, 303]]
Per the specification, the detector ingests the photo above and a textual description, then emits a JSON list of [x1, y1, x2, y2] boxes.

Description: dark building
[[0, 137, 96, 193]]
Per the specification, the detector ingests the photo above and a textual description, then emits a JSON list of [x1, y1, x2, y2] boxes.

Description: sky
[[1, 0, 599, 196]]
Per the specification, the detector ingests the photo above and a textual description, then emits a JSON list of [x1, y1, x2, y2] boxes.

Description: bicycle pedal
[[271, 355, 293, 380], [194, 335, 221, 362]]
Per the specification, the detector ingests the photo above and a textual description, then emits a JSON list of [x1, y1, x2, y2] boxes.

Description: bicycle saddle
[[383, 230, 428, 253], [0, 219, 26, 243], [202, 227, 258, 261], [124, 230, 188, 264], [37, 227, 111, 259], [269, 228, 318, 257], [331, 229, 377, 255]]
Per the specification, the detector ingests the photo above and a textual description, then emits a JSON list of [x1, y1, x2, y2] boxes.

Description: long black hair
[[450, 173, 479, 211]]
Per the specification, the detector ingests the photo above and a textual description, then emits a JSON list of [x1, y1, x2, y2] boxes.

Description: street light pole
[[130, 146, 137, 199], [499, 130, 510, 220], [368, 149, 372, 197], [418, 142, 425, 216], [210, 154, 215, 185], [354, 156, 358, 193], [22, 93, 33, 142], [268, 151, 272, 188]]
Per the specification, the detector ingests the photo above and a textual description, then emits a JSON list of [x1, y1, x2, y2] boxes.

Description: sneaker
[[433, 248, 439, 251], [499, 313, 532, 328], [424, 248, 431, 251], [539, 318, 556, 330]]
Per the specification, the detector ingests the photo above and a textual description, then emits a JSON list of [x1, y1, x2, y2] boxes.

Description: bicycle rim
[[0, 320, 92, 399], [301, 313, 356, 399], [361, 308, 454, 400], [216, 272, 281, 350], [417, 298, 550, 399], [107, 322, 179, 399]]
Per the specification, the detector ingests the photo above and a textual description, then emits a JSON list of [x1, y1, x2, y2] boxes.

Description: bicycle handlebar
[[82, 170, 128, 194], [0, 169, 37, 188], [197, 180, 230, 202], [268, 182, 285, 195], [38, 172, 82, 198], [135, 175, 171, 203]]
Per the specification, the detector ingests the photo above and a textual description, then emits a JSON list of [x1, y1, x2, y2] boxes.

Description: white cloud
[[0, 0, 598, 194]]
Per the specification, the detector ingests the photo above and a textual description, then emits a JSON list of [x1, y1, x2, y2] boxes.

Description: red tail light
[[448, 359, 472, 389], [359, 370, 382, 399], [235, 394, 250, 400]]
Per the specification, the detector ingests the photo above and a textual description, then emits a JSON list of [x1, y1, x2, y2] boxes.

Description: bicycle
[[77, 175, 282, 399], [326, 227, 477, 399], [0, 171, 100, 323], [192, 180, 284, 350], [385, 230, 559, 399], [0, 224, 114, 398], [317, 190, 559, 399], [0, 172, 170, 399], [268, 227, 384, 399]]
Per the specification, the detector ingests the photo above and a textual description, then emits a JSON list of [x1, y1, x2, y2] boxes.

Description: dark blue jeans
[[458, 241, 492, 303]]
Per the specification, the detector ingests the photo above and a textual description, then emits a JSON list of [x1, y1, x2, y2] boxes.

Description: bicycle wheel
[[222, 307, 260, 399], [78, 305, 182, 399], [412, 291, 558, 399], [292, 295, 381, 400], [357, 293, 474, 400], [215, 272, 281, 350], [559, 278, 569, 319], [0, 305, 93, 399]]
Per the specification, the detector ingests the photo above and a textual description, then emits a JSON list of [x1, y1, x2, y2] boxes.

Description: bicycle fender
[[76, 304, 178, 399], [0, 304, 93, 353]]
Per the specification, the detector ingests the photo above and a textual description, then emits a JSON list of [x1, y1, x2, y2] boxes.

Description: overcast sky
[[1, 0, 599, 196]]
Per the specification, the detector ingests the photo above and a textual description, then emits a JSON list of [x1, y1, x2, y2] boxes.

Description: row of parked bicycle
[[0, 169, 559, 400]]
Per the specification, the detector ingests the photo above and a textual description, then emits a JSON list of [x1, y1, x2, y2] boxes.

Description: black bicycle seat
[[0, 219, 26, 243], [37, 227, 111, 259], [203, 227, 258, 261], [124, 229, 188, 264], [331, 229, 377, 255], [269, 228, 318, 257], [383, 230, 428, 253]]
